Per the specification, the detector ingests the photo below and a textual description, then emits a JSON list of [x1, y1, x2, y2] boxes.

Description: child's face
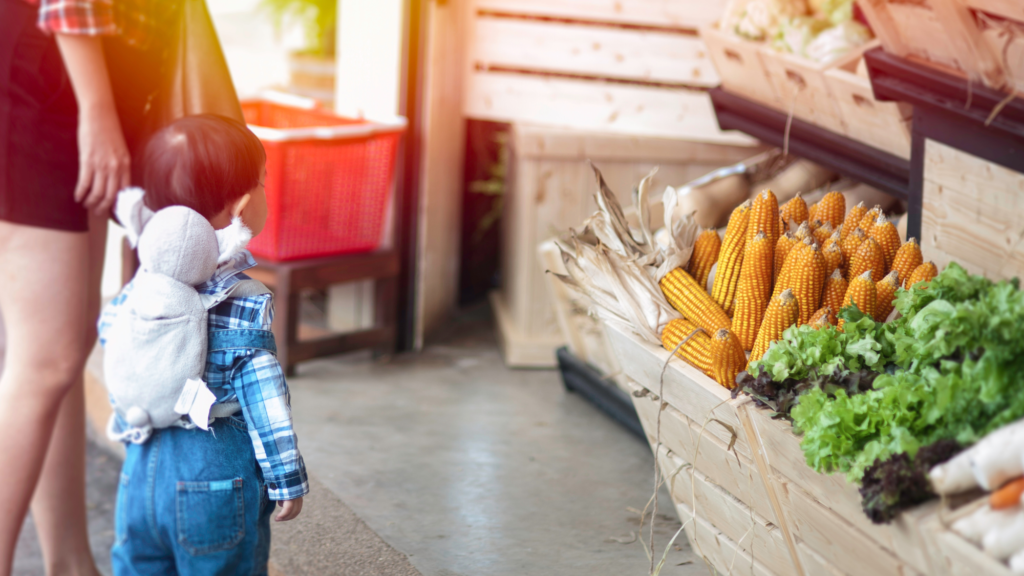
[[240, 165, 268, 236]]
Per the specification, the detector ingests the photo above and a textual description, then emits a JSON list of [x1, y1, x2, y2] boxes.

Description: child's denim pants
[[111, 414, 275, 576]]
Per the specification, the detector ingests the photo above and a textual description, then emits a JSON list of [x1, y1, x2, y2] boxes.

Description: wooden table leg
[[271, 267, 299, 377], [373, 276, 398, 358]]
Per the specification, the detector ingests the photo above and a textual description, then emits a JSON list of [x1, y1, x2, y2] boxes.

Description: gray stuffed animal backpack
[[103, 188, 268, 444]]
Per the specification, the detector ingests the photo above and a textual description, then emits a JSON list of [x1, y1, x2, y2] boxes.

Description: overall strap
[[209, 329, 277, 354]]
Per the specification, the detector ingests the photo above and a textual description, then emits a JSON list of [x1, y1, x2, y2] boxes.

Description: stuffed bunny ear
[[114, 188, 154, 248], [214, 216, 253, 264]]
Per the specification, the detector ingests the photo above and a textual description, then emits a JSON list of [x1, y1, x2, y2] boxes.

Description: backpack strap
[[209, 328, 277, 354], [198, 279, 271, 310]]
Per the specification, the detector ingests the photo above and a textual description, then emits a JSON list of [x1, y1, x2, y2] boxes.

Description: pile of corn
[[659, 192, 939, 390]]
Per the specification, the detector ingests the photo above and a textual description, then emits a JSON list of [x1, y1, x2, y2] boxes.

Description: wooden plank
[[775, 479, 927, 576], [918, 507, 1015, 576], [465, 71, 756, 144], [759, 44, 864, 135], [608, 323, 752, 459], [472, 15, 718, 86], [824, 49, 912, 160], [675, 499, 780, 576], [628, 381, 771, 520], [921, 139, 1024, 280], [700, 24, 781, 108], [490, 290, 562, 367], [511, 122, 759, 162], [474, 0, 723, 30], [658, 446, 798, 576], [415, 0, 473, 345], [744, 405, 937, 574], [795, 540, 847, 576]]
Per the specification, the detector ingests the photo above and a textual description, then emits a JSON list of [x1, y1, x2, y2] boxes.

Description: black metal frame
[[556, 348, 645, 441], [864, 48, 1024, 248]]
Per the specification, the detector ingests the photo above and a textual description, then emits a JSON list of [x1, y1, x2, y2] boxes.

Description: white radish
[[982, 510, 1024, 560], [1009, 548, 1024, 574], [953, 505, 1022, 544], [931, 450, 979, 495], [972, 424, 1024, 491]]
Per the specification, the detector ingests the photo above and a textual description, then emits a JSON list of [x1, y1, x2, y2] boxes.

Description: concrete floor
[[283, 308, 707, 576], [12, 308, 708, 576]]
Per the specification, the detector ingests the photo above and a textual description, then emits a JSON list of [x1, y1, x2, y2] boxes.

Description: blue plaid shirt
[[98, 250, 309, 501]]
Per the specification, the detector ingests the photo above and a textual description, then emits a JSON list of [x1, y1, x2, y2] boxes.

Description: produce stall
[[538, 0, 1024, 573]]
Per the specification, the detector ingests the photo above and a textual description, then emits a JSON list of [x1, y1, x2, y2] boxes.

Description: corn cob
[[817, 191, 846, 229], [710, 329, 746, 389], [824, 225, 842, 251], [793, 221, 812, 242], [750, 289, 799, 363], [772, 236, 813, 301], [906, 261, 938, 289], [892, 238, 924, 289], [807, 202, 819, 226], [661, 318, 714, 377], [711, 201, 751, 315], [841, 201, 868, 242], [841, 228, 867, 274], [661, 268, 732, 335], [774, 232, 798, 281], [839, 270, 877, 329], [857, 205, 882, 234], [780, 193, 809, 228], [748, 190, 780, 249], [688, 229, 722, 291], [809, 306, 837, 329], [809, 218, 824, 233], [869, 214, 901, 271], [732, 231, 773, 350], [823, 243, 843, 279], [875, 270, 900, 322], [849, 237, 886, 282], [822, 269, 848, 315], [784, 241, 826, 325], [813, 221, 834, 248]]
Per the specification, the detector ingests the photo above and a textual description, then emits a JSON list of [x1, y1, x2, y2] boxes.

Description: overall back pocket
[[175, 478, 245, 555]]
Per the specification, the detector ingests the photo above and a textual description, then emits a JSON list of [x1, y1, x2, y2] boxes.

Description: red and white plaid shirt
[[26, 0, 117, 35]]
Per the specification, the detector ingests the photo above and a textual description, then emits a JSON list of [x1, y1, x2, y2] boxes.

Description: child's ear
[[232, 193, 251, 219]]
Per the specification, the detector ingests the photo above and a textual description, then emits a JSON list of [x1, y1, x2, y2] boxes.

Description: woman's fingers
[[82, 169, 106, 211], [73, 162, 92, 204]]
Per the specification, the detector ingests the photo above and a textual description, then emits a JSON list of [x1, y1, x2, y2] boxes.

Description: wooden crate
[[742, 405, 938, 576], [858, 0, 1009, 92], [824, 43, 913, 160], [758, 44, 866, 135], [700, 23, 781, 108], [675, 498, 781, 576], [628, 379, 774, 522], [657, 445, 798, 576], [494, 126, 756, 367], [918, 500, 1016, 576], [465, 1, 755, 143], [920, 139, 1024, 280]]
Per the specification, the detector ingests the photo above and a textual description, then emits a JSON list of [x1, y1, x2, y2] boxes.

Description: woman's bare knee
[[4, 352, 85, 399]]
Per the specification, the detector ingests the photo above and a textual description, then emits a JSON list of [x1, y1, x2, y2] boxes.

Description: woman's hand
[[75, 107, 130, 215], [54, 34, 129, 216]]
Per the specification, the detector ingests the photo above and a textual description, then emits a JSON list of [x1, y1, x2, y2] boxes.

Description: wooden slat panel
[[609, 324, 753, 459], [473, 16, 718, 86], [921, 139, 1024, 280], [675, 499, 780, 576], [475, 0, 723, 30], [465, 71, 756, 144], [658, 446, 798, 576], [744, 405, 936, 574]]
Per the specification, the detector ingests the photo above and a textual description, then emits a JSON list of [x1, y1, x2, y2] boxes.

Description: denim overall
[[111, 328, 277, 576]]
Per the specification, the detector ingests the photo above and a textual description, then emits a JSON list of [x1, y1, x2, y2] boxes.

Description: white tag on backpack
[[174, 378, 218, 431]]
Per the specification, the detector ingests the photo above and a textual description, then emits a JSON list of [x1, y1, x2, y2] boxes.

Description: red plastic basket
[[241, 96, 405, 261]]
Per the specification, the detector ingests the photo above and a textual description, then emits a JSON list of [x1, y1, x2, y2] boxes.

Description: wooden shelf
[[709, 86, 911, 203]]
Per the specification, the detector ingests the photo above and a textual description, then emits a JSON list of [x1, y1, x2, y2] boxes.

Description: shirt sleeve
[[232, 349, 309, 501], [37, 0, 117, 35]]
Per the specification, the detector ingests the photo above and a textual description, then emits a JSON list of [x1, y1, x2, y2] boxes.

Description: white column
[[334, 0, 405, 118]]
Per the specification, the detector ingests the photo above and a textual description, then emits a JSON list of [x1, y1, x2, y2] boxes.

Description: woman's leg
[[28, 213, 108, 576], [0, 220, 94, 575]]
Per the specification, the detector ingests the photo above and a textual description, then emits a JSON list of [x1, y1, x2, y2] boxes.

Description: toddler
[[98, 114, 307, 575]]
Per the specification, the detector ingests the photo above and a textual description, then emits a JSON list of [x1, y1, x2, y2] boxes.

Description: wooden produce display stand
[[462, 0, 762, 368], [492, 126, 755, 367]]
